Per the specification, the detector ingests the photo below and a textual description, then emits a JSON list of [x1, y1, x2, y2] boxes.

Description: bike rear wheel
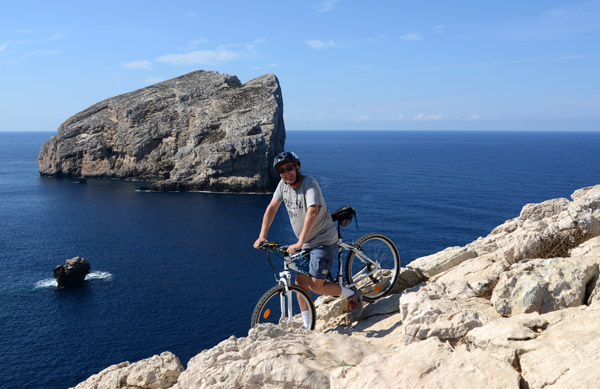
[[251, 284, 316, 330], [345, 232, 400, 302]]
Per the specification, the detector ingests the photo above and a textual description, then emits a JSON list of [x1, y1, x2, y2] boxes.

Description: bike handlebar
[[258, 241, 289, 253]]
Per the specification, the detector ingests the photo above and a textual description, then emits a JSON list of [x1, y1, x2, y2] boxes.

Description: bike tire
[[345, 232, 400, 302], [251, 284, 316, 330]]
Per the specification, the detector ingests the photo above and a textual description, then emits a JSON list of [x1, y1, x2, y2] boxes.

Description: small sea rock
[[53, 256, 90, 286]]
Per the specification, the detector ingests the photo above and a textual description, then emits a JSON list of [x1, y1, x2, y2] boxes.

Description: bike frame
[[329, 240, 382, 289], [259, 230, 385, 326]]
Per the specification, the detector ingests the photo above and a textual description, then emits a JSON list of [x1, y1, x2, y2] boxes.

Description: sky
[[1, 0, 599, 132]]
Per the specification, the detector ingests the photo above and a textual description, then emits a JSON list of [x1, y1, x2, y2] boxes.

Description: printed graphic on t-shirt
[[283, 187, 304, 219]]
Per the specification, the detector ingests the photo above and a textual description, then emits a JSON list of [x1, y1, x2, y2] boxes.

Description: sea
[[1, 130, 599, 388]]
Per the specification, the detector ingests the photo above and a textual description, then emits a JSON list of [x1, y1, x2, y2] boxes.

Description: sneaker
[[347, 288, 363, 321]]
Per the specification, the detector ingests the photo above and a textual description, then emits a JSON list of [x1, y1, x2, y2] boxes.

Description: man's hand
[[254, 237, 267, 249], [287, 241, 303, 254]]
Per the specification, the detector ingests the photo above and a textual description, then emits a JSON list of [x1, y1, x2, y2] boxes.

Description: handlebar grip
[[259, 242, 280, 250]]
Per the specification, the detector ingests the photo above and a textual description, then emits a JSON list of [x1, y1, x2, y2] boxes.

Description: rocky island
[[72, 184, 600, 388], [38, 71, 285, 192], [53, 256, 90, 286]]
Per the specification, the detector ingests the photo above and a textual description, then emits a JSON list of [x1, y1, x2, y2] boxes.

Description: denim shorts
[[295, 243, 338, 279]]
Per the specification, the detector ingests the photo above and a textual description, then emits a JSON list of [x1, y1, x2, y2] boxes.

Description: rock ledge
[[72, 185, 600, 389]]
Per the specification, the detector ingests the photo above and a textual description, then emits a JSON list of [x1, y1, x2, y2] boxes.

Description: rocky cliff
[[38, 71, 285, 192], [72, 184, 600, 389]]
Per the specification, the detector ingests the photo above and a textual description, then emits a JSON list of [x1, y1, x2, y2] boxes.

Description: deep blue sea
[[1, 130, 599, 388]]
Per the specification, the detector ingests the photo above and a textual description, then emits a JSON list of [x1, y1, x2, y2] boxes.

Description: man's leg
[[296, 243, 362, 326], [295, 273, 312, 312], [295, 274, 344, 329], [295, 276, 362, 322], [303, 277, 342, 296], [294, 274, 315, 329]]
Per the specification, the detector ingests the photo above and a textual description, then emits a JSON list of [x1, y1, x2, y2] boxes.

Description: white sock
[[340, 286, 355, 299], [302, 311, 311, 329]]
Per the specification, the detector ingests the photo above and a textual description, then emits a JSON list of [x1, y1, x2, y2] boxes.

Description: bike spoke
[[345, 233, 400, 302]]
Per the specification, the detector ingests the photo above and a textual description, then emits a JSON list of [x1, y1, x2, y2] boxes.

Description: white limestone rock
[[465, 312, 547, 365], [175, 325, 379, 389], [71, 351, 183, 389], [407, 246, 477, 279], [330, 337, 520, 389], [491, 256, 598, 317], [403, 185, 600, 297], [399, 282, 498, 344], [518, 306, 600, 389], [431, 251, 508, 293]]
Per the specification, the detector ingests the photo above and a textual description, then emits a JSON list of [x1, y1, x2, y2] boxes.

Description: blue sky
[[1, 0, 599, 132]]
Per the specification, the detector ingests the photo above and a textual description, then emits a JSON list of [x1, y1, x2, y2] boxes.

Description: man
[[253, 151, 363, 328]]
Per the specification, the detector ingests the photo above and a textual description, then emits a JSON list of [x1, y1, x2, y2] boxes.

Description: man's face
[[278, 162, 298, 184]]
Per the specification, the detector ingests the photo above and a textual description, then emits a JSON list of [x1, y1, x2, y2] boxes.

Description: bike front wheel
[[251, 284, 316, 330], [345, 232, 400, 302]]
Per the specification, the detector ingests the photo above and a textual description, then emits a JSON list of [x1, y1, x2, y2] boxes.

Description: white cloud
[[433, 25, 446, 33], [121, 60, 153, 70], [178, 38, 209, 51], [494, 1, 599, 43], [10, 50, 61, 63], [156, 48, 241, 66], [400, 32, 423, 41], [15, 32, 68, 45], [353, 115, 369, 122], [360, 34, 386, 43], [467, 114, 481, 120], [317, 0, 340, 13], [214, 38, 265, 53], [413, 113, 445, 121], [0, 44, 7, 52], [251, 63, 278, 70], [393, 114, 404, 121], [306, 39, 343, 50]]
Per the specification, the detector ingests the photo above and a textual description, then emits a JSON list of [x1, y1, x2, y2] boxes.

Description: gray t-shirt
[[274, 175, 338, 249]]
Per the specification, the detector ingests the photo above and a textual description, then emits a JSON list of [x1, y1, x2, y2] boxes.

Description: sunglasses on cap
[[278, 165, 296, 174]]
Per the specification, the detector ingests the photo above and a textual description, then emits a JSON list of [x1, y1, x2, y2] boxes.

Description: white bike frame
[[273, 243, 381, 325], [336, 241, 382, 288]]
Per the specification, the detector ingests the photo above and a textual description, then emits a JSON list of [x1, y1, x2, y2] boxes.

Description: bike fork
[[279, 272, 293, 325]]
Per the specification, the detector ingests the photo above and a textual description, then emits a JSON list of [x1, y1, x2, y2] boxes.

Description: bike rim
[[349, 236, 398, 300], [253, 286, 316, 330]]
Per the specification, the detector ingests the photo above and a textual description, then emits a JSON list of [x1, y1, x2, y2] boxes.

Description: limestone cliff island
[[38, 70, 285, 193], [72, 185, 600, 388]]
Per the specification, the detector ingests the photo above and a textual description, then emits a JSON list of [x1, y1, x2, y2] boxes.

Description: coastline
[[72, 184, 600, 389]]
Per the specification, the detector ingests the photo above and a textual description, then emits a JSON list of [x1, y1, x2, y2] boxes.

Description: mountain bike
[[251, 206, 400, 330]]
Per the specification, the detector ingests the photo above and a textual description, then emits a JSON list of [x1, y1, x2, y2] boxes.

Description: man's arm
[[287, 204, 319, 253], [253, 197, 282, 248]]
